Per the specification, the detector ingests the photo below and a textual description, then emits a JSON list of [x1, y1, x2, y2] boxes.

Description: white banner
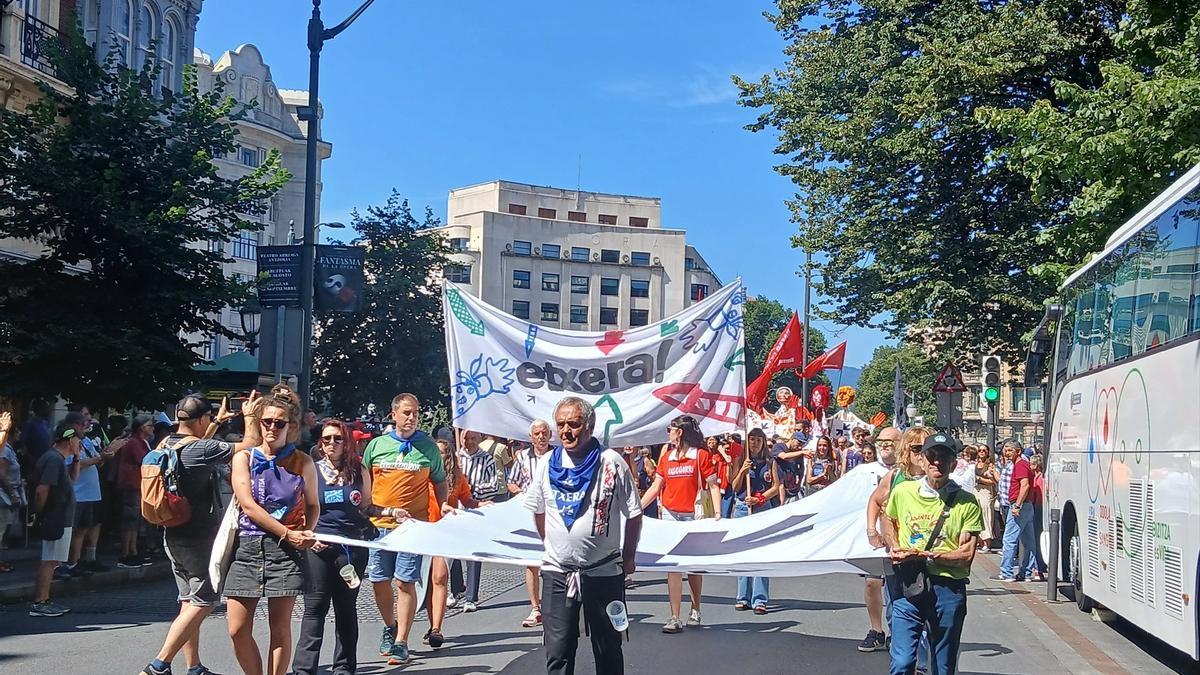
[[318, 465, 889, 577], [442, 279, 748, 447]]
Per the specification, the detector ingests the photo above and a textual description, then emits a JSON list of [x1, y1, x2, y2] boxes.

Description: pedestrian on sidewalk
[[509, 419, 554, 629], [1029, 455, 1048, 581], [973, 446, 998, 553], [140, 391, 264, 675], [731, 427, 781, 614], [861, 426, 902, 653], [62, 407, 113, 578], [421, 436, 481, 651], [29, 421, 81, 617], [527, 396, 642, 675], [0, 411, 23, 574], [883, 433, 984, 675], [994, 440, 1036, 582], [116, 415, 154, 568]]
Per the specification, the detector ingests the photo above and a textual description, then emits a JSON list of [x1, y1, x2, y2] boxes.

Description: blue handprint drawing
[[453, 354, 516, 419], [678, 299, 745, 353]]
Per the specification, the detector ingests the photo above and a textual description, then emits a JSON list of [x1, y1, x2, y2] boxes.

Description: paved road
[[0, 552, 1192, 674]]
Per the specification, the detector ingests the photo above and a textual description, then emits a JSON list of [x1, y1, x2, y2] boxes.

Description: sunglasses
[[321, 434, 344, 444], [260, 418, 289, 430]]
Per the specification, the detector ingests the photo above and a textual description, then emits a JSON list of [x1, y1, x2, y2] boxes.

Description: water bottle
[[606, 600, 629, 632]]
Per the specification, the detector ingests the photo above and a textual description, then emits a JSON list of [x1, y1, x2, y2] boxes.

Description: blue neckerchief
[[388, 430, 425, 459], [547, 440, 602, 530], [251, 444, 296, 475]]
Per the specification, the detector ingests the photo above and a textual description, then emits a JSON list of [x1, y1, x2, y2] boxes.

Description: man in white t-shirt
[[858, 426, 901, 653], [526, 396, 642, 675]]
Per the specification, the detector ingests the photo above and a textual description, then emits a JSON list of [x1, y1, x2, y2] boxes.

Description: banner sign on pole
[[314, 245, 366, 313], [256, 246, 302, 308], [442, 279, 748, 447], [316, 463, 888, 577]]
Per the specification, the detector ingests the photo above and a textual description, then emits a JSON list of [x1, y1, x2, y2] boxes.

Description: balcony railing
[[21, 12, 65, 79]]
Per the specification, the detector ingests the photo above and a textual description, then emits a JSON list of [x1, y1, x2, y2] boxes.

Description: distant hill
[[826, 365, 861, 391]]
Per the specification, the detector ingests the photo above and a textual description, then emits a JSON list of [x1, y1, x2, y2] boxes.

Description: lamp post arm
[[323, 0, 377, 41]]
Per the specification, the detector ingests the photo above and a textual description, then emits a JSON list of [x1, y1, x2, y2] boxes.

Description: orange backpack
[[140, 435, 199, 527]]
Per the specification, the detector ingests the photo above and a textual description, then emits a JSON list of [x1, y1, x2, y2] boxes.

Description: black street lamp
[[298, 0, 376, 411], [239, 298, 262, 355]]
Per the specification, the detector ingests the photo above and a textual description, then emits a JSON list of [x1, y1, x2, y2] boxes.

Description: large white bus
[[1029, 163, 1200, 660]]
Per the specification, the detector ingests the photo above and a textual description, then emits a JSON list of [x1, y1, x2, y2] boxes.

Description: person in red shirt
[[117, 415, 154, 566], [710, 434, 743, 518], [639, 415, 722, 634], [993, 441, 1037, 581]]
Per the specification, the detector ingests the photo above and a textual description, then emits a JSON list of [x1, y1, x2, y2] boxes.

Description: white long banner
[[318, 465, 889, 578], [442, 279, 748, 447]]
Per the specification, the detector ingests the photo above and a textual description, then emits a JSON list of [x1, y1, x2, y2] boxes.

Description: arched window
[[160, 16, 178, 91], [115, 0, 134, 64], [137, 3, 156, 70]]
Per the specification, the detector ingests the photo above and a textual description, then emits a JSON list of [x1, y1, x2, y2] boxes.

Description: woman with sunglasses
[[292, 418, 372, 675], [731, 427, 781, 614], [226, 395, 319, 675], [639, 414, 722, 634], [974, 445, 999, 552]]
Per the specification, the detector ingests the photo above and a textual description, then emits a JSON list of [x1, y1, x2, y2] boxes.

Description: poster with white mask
[[316, 464, 889, 577], [441, 279, 748, 447]]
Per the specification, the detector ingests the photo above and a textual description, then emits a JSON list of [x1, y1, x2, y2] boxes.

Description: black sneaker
[[139, 661, 171, 675], [141, 553, 155, 567], [427, 628, 444, 649], [69, 564, 93, 578], [118, 556, 143, 569], [29, 601, 70, 617], [52, 565, 73, 581], [857, 629, 886, 652]]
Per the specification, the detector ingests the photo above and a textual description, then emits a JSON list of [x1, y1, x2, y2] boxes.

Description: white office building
[[435, 181, 722, 330]]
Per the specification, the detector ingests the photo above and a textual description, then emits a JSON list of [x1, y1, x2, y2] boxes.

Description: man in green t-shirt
[[883, 433, 982, 675]]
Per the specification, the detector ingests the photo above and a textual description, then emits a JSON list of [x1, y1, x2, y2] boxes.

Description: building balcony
[[19, 11, 65, 80], [500, 248, 664, 270]]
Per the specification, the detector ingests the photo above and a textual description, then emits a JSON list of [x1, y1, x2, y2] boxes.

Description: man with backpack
[[140, 392, 262, 675]]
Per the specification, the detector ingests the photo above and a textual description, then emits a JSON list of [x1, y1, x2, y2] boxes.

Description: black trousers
[[541, 571, 625, 675], [292, 545, 367, 675]]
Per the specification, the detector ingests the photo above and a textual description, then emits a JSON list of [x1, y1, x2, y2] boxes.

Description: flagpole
[[801, 247, 812, 405]]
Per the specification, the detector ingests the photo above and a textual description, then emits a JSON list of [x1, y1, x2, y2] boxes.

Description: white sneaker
[[463, 601, 478, 613], [686, 608, 702, 626], [446, 593, 458, 608]]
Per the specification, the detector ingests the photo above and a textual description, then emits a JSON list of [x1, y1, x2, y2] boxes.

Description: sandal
[[753, 605, 768, 615], [734, 601, 750, 611], [0, 562, 12, 573], [521, 608, 542, 628]]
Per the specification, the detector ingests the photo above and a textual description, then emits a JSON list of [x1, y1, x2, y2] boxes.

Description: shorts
[[120, 490, 143, 531], [223, 534, 307, 598], [165, 538, 220, 607], [366, 528, 423, 583], [0, 506, 16, 533], [42, 527, 73, 562], [660, 508, 695, 523], [74, 501, 100, 529]]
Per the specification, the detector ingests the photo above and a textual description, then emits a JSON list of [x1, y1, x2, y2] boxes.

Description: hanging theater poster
[[441, 279, 748, 447]]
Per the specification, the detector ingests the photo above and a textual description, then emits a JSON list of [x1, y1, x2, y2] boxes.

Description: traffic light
[[981, 355, 1001, 424]]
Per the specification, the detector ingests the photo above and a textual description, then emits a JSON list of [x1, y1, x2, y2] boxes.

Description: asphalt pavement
[[0, 552, 1193, 674]]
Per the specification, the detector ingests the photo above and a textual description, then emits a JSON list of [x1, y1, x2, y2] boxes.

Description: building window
[[513, 270, 531, 289], [571, 246, 590, 262], [631, 251, 650, 266], [444, 264, 471, 283], [600, 249, 620, 264], [598, 214, 618, 225], [570, 305, 588, 324], [512, 300, 530, 319], [685, 257, 696, 270], [115, 0, 134, 64], [231, 233, 257, 260], [568, 211, 586, 222], [691, 283, 708, 301], [160, 15, 178, 92], [1011, 387, 1043, 414], [538, 207, 557, 219], [137, 3, 156, 69], [207, 239, 223, 253], [541, 303, 559, 322], [600, 307, 618, 325], [601, 277, 619, 296], [542, 273, 560, 292], [571, 275, 589, 294], [542, 243, 560, 259], [240, 147, 261, 167], [629, 216, 649, 228], [630, 309, 649, 326], [508, 203, 527, 215], [449, 237, 470, 252], [630, 279, 650, 298], [512, 240, 532, 256]]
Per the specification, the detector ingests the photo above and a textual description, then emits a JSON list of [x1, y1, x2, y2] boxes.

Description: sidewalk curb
[[0, 561, 174, 604]]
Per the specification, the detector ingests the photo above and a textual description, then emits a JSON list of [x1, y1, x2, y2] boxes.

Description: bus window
[[1108, 242, 1137, 362], [1056, 286, 1076, 385], [1148, 194, 1199, 345]]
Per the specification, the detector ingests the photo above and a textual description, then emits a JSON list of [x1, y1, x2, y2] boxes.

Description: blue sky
[[196, 0, 892, 367]]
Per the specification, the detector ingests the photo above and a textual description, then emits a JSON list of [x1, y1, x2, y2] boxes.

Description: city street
[[0, 552, 1190, 674]]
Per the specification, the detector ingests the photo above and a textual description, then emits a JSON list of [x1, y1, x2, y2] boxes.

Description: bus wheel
[[1069, 530, 1095, 612]]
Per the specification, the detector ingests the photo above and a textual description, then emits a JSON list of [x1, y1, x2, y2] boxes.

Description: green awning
[[193, 350, 259, 373]]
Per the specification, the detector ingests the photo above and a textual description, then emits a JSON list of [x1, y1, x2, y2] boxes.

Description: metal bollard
[[1047, 508, 1060, 602]]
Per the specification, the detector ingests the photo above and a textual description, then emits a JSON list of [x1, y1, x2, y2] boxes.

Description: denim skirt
[[223, 534, 308, 598]]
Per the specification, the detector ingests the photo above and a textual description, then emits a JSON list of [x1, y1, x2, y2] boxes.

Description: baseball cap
[[791, 431, 807, 442], [55, 425, 78, 442], [876, 427, 902, 442], [921, 433, 962, 460]]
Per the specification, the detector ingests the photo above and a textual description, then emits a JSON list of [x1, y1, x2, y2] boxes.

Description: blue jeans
[[366, 529, 424, 583], [889, 578, 968, 675], [884, 573, 929, 671], [720, 488, 736, 519], [732, 500, 770, 608], [1000, 505, 1036, 579]]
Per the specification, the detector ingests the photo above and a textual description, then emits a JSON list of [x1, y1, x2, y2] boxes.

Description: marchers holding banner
[[442, 279, 748, 447]]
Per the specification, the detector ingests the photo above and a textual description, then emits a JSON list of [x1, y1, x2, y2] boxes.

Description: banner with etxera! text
[[316, 464, 889, 577], [441, 279, 748, 447]]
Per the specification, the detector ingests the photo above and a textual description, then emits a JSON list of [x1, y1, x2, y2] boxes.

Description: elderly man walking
[[526, 396, 643, 675]]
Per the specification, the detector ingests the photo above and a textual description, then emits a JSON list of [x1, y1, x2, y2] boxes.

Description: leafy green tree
[[736, 0, 1128, 360], [978, 0, 1200, 280], [855, 343, 939, 422], [0, 27, 287, 408], [312, 194, 451, 417], [743, 295, 829, 397]]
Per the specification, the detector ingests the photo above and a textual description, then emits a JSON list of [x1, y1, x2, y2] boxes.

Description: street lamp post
[[298, 0, 376, 411]]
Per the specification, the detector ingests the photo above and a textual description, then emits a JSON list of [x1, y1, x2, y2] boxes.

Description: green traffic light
[[984, 386, 1000, 403]]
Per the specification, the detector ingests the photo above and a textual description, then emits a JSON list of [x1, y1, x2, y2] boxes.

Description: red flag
[[746, 370, 774, 412], [746, 313, 806, 411], [800, 341, 847, 379]]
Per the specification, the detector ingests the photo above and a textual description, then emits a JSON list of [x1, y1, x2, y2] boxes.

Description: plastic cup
[[339, 563, 360, 589], [606, 600, 629, 632]]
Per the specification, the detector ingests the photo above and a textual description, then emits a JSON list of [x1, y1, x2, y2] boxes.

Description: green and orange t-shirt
[[362, 430, 445, 527]]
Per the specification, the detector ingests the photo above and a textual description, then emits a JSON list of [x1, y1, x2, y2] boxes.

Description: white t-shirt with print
[[525, 446, 641, 577]]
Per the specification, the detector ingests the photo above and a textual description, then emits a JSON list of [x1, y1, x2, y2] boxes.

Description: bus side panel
[[1048, 340, 1200, 659]]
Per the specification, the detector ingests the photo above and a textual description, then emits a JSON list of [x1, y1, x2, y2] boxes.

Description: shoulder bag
[[893, 488, 958, 600]]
